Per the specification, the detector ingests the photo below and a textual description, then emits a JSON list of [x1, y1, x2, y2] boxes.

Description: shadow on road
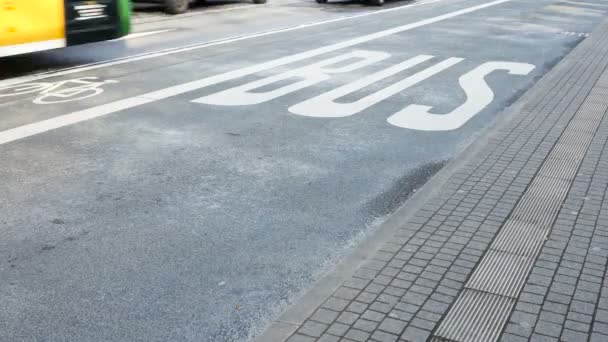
[[133, 0, 252, 13], [284, 0, 416, 15]]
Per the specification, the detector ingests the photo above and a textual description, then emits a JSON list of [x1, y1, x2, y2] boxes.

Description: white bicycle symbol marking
[[0, 77, 119, 104]]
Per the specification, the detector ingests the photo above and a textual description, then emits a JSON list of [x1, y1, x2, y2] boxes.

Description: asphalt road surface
[[1, 0, 607, 341]]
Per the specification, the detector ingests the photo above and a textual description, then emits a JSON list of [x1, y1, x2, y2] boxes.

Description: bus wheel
[[368, 0, 384, 5], [165, 0, 189, 14], [253, 0, 267, 3]]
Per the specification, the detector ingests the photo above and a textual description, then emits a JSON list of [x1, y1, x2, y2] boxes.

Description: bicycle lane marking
[[0, 77, 119, 105], [0, 0, 515, 145]]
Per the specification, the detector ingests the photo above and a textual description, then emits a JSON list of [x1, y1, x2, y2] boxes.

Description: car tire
[[316, 0, 328, 3], [368, 0, 384, 5], [253, 0, 267, 3], [165, 0, 189, 14]]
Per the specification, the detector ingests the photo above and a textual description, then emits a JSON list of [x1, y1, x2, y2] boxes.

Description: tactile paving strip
[[432, 21, 608, 342], [490, 219, 546, 257], [432, 290, 514, 342], [536, 157, 581, 180], [465, 250, 535, 297]]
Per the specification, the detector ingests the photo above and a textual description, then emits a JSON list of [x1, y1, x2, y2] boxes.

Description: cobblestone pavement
[[258, 13, 608, 342]]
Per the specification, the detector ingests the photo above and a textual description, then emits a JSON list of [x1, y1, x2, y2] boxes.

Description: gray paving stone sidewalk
[[258, 14, 608, 342]]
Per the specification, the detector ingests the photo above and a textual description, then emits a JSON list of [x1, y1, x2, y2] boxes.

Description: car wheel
[[368, 0, 384, 5], [253, 0, 267, 3], [316, 0, 328, 3], [165, 0, 189, 14]]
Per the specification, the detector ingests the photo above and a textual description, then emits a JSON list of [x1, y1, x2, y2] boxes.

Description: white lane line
[[113, 29, 176, 41], [0, 98, 154, 145], [0, 0, 515, 146], [0, 0, 445, 88]]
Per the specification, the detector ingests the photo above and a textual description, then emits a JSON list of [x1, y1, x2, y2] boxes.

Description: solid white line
[[114, 29, 176, 41], [0, 97, 154, 145], [0, 0, 445, 88], [0, 0, 515, 146], [0, 39, 66, 58]]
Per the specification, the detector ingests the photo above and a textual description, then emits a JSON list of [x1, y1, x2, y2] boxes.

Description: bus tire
[[165, 0, 189, 14], [368, 0, 384, 5], [253, 0, 267, 4]]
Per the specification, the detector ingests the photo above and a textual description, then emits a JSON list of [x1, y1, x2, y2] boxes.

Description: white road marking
[[387, 62, 535, 131], [0, 0, 446, 88], [0, 77, 118, 104], [0, 97, 153, 145], [33, 78, 119, 105], [289, 56, 462, 118], [560, 31, 590, 37], [194, 50, 391, 106], [0, 0, 516, 145], [113, 29, 176, 41]]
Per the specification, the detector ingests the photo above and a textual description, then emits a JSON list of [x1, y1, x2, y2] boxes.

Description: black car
[[135, 0, 267, 14]]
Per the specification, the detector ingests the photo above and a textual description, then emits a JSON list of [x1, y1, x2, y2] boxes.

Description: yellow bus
[[0, 0, 131, 58]]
